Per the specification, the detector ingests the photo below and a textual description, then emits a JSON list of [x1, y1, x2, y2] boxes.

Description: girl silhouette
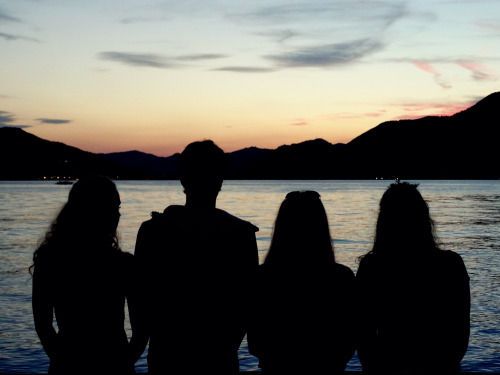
[[249, 191, 356, 374], [357, 182, 470, 374], [31, 176, 140, 375]]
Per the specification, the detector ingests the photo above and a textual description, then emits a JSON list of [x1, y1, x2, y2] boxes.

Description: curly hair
[[30, 176, 121, 274], [369, 182, 440, 257]]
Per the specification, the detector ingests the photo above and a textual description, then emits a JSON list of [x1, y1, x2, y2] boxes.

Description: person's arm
[[356, 257, 379, 373], [32, 258, 58, 360], [127, 223, 151, 364], [240, 227, 259, 345], [450, 253, 471, 365], [340, 267, 357, 368]]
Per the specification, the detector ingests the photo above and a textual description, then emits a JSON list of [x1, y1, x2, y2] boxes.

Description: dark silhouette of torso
[[135, 205, 259, 375], [249, 262, 356, 374], [357, 250, 470, 374], [33, 246, 134, 375]]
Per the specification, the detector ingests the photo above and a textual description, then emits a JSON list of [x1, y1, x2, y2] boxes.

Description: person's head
[[180, 140, 226, 207], [32, 175, 121, 270], [264, 191, 335, 268], [372, 182, 439, 256]]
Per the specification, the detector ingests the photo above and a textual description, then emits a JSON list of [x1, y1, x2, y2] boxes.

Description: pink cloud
[[456, 60, 495, 81], [395, 99, 475, 120], [323, 109, 387, 120], [412, 61, 451, 89]]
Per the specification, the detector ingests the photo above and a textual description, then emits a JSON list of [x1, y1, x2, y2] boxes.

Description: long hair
[[30, 175, 121, 274], [370, 182, 439, 257], [264, 191, 335, 268]]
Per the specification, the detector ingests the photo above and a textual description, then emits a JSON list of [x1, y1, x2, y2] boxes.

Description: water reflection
[[0, 180, 498, 372]]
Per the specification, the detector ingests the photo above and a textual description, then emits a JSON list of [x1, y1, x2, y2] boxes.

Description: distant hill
[[1, 92, 499, 179], [0, 127, 124, 179]]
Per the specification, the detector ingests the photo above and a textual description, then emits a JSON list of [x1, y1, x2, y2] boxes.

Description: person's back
[[35, 247, 133, 374], [357, 250, 469, 374], [32, 176, 135, 375], [252, 263, 355, 374], [249, 191, 356, 374], [134, 141, 259, 375], [357, 183, 470, 374]]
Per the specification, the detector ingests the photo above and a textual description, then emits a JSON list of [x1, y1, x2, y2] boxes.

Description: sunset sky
[[1, 0, 499, 156]]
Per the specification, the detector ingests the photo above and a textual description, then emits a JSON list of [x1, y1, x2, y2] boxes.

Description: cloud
[[456, 60, 496, 81], [290, 119, 308, 126], [0, 8, 20, 23], [212, 66, 277, 73], [175, 53, 227, 61], [412, 61, 451, 89], [256, 29, 300, 44], [266, 38, 384, 68], [236, 1, 407, 27], [394, 99, 478, 119], [98, 51, 174, 68], [475, 19, 500, 33], [119, 16, 169, 24], [0, 124, 31, 128], [36, 118, 71, 124], [0, 110, 30, 128], [325, 110, 387, 120], [0, 31, 40, 43]]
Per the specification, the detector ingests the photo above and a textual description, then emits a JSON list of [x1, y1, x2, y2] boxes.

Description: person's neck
[[185, 195, 217, 211]]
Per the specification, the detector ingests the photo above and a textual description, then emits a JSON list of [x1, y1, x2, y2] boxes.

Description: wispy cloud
[[475, 19, 500, 33], [412, 61, 451, 89], [236, 1, 407, 27], [36, 118, 71, 125], [256, 29, 300, 44], [175, 53, 227, 61], [98, 51, 174, 68], [325, 110, 387, 120], [457, 60, 495, 81], [0, 110, 30, 128], [394, 98, 478, 119], [0, 31, 40, 43], [266, 38, 384, 68], [119, 16, 169, 24], [212, 66, 277, 73], [290, 119, 308, 126], [0, 8, 21, 23]]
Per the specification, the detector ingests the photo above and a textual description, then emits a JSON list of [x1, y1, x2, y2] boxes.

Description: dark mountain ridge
[[1, 92, 499, 179]]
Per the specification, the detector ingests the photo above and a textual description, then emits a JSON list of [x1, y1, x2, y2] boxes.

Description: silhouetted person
[[31, 176, 141, 375], [134, 140, 259, 375], [357, 182, 470, 375], [248, 191, 356, 374]]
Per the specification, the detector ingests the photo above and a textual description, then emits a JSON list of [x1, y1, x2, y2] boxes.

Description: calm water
[[0, 180, 499, 373]]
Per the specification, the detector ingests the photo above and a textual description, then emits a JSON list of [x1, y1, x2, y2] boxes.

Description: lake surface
[[0, 180, 499, 373]]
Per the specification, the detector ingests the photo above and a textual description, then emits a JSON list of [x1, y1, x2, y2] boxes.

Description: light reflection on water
[[0, 180, 499, 373]]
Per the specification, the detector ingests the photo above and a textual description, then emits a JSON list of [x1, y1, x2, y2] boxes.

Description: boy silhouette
[[134, 140, 259, 375]]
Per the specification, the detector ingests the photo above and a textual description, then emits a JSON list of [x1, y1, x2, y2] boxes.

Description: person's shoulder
[[332, 262, 355, 279], [115, 249, 134, 267], [358, 252, 378, 269], [215, 208, 259, 233], [436, 250, 468, 274], [118, 249, 133, 261], [138, 205, 185, 231]]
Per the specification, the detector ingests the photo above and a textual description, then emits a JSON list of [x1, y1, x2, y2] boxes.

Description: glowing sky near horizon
[[1, 0, 499, 156]]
